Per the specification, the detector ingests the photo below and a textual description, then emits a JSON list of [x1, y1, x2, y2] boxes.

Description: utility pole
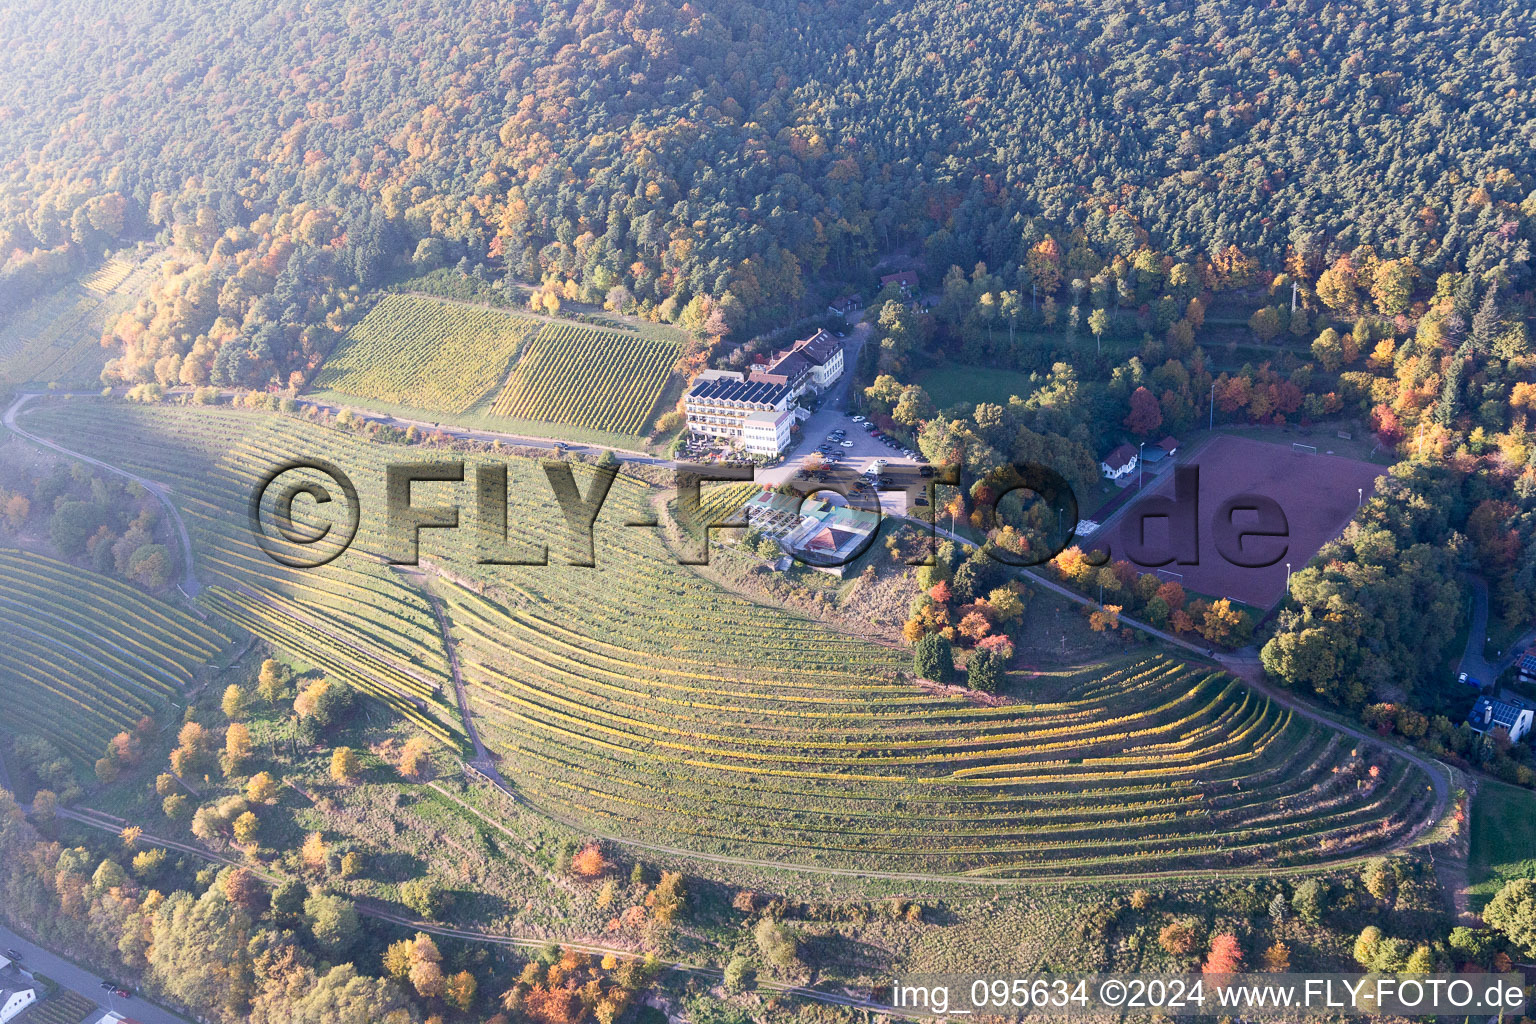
[[1138, 442, 1145, 490], [1209, 380, 1216, 432]]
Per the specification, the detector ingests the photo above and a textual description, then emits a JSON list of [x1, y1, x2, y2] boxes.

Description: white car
[[840, 440, 854, 447], [851, 415, 865, 423]]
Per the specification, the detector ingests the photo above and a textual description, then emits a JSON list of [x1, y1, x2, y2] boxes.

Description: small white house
[[1100, 443, 1139, 482], [1467, 696, 1535, 744], [0, 986, 36, 1024]]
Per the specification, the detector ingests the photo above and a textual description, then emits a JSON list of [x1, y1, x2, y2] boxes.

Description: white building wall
[[0, 990, 37, 1024]]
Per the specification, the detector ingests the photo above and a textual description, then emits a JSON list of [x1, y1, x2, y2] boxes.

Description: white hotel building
[[683, 371, 794, 455], [683, 328, 846, 457]]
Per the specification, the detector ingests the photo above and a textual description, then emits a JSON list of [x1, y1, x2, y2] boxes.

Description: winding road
[[7, 389, 1452, 880], [4, 392, 201, 598], [1, 385, 1469, 1019]]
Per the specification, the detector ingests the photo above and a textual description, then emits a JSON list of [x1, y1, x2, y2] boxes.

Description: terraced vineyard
[[80, 256, 135, 293], [446, 591, 1431, 875], [0, 252, 161, 385], [0, 549, 229, 761], [18, 399, 1437, 875], [19, 402, 464, 745], [311, 294, 541, 413], [489, 321, 677, 435]]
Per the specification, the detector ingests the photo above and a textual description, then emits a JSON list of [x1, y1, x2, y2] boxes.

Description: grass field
[[917, 364, 1043, 409], [312, 294, 542, 413], [0, 548, 229, 762], [19, 399, 1438, 876], [1469, 779, 1536, 908], [489, 320, 678, 435]]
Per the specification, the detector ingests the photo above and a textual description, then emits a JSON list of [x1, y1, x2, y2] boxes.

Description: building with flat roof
[[741, 408, 794, 455], [684, 372, 794, 454]]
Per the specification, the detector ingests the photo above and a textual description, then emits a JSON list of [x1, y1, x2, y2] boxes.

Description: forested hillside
[[2, 0, 1533, 386]]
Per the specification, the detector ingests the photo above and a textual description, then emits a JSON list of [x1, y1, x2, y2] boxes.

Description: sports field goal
[[1291, 442, 1318, 454]]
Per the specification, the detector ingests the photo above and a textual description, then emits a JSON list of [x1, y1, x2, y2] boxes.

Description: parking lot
[[755, 413, 932, 515]]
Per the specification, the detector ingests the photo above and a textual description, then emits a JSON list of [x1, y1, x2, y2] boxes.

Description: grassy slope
[[917, 364, 1043, 409], [1469, 779, 1536, 908]]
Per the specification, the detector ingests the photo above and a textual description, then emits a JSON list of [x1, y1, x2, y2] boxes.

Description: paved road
[[1458, 575, 1497, 687], [0, 921, 187, 1024], [758, 323, 917, 475], [287, 395, 670, 465]]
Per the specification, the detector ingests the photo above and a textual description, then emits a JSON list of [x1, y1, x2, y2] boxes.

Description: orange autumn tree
[[1089, 604, 1121, 632], [571, 843, 609, 878], [1203, 933, 1244, 974]]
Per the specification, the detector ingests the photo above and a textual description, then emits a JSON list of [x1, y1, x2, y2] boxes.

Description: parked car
[[915, 496, 930, 506], [919, 465, 934, 477], [840, 440, 854, 447], [851, 415, 865, 423], [3, 949, 20, 960]]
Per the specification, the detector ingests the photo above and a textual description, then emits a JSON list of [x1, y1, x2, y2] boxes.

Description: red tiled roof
[[1102, 443, 1138, 470]]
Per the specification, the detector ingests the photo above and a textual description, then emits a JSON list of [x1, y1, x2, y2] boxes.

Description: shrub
[[913, 633, 954, 683]]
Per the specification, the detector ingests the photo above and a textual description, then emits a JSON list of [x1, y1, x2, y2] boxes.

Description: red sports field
[[1100, 436, 1385, 608]]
